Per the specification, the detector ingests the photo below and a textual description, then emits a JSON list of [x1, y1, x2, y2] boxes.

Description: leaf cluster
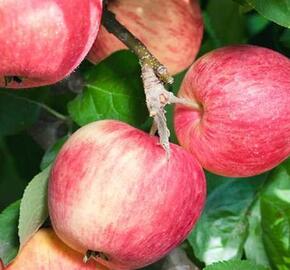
[[0, 0, 289, 269]]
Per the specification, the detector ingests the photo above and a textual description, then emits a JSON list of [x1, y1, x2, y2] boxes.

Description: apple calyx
[[4, 76, 23, 87], [84, 250, 109, 263], [141, 64, 200, 157]]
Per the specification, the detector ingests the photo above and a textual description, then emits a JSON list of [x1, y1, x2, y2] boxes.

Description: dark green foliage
[[0, 201, 20, 265], [204, 260, 269, 270], [68, 51, 148, 129], [0, 0, 289, 269]]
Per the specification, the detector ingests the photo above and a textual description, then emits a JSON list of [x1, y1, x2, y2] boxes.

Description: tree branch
[[101, 5, 200, 157], [141, 65, 199, 158], [102, 7, 174, 85]]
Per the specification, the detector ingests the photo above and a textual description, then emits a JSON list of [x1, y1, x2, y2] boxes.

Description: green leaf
[[260, 160, 290, 270], [0, 90, 40, 136], [233, 0, 248, 6], [233, 0, 253, 13], [233, 0, 248, 5], [18, 166, 51, 247], [261, 197, 290, 270], [204, 0, 247, 48], [205, 172, 237, 194], [246, 0, 290, 28], [247, 14, 270, 36], [0, 201, 20, 265], [280, 29, 290, 49], [188, 174, 267, 265], [0, 139, 24, 211], [244, 200, 270, 267], [204, 260, 269, 270], [5, 132, 44, 181], [40, 136, 67, 170], [68, 51, 148, 128]]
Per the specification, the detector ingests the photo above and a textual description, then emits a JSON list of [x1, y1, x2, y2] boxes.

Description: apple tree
[[0, 0, 289, 270]]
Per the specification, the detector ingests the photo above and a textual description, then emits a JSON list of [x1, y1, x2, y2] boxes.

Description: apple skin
[[4, 229, 104, 270], [0, 0, 102, 89], [87, 0, 203, 75], [48, 120, 206, 270], [174, 45, 290, 177]]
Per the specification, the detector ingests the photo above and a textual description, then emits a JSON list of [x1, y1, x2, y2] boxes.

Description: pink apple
[[0, 0, 102, 89], [4, 229, 104, 270], [87, 0, 203, 75], [48, 120, 206, 270], [174, 45, 290, 177]]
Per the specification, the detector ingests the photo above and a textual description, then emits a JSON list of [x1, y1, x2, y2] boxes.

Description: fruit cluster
[[1, 0, 289, 270]]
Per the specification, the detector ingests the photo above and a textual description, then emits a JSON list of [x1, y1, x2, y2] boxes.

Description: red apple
[[4, 229, 104, 269], [48, 120, 206, 270], [0, 0, 102, 89], [87, 0, 203, 75], [174, 45, 290, 177]]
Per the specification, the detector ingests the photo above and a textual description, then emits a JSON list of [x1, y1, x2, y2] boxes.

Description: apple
[[87, 0, 203, 75], [174, 45, 290, 177], [48, 120, 206, 270], [0, 0, 102, 89], [4, 229, 105, 269]]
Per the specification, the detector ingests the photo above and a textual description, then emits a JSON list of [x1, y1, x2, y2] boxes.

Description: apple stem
[[141, 65, 197, 158], [101, 6, 174, 85], [149, 121, 158, 136], [142, 64, 170, 156], [102, 3, 198, 158]]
